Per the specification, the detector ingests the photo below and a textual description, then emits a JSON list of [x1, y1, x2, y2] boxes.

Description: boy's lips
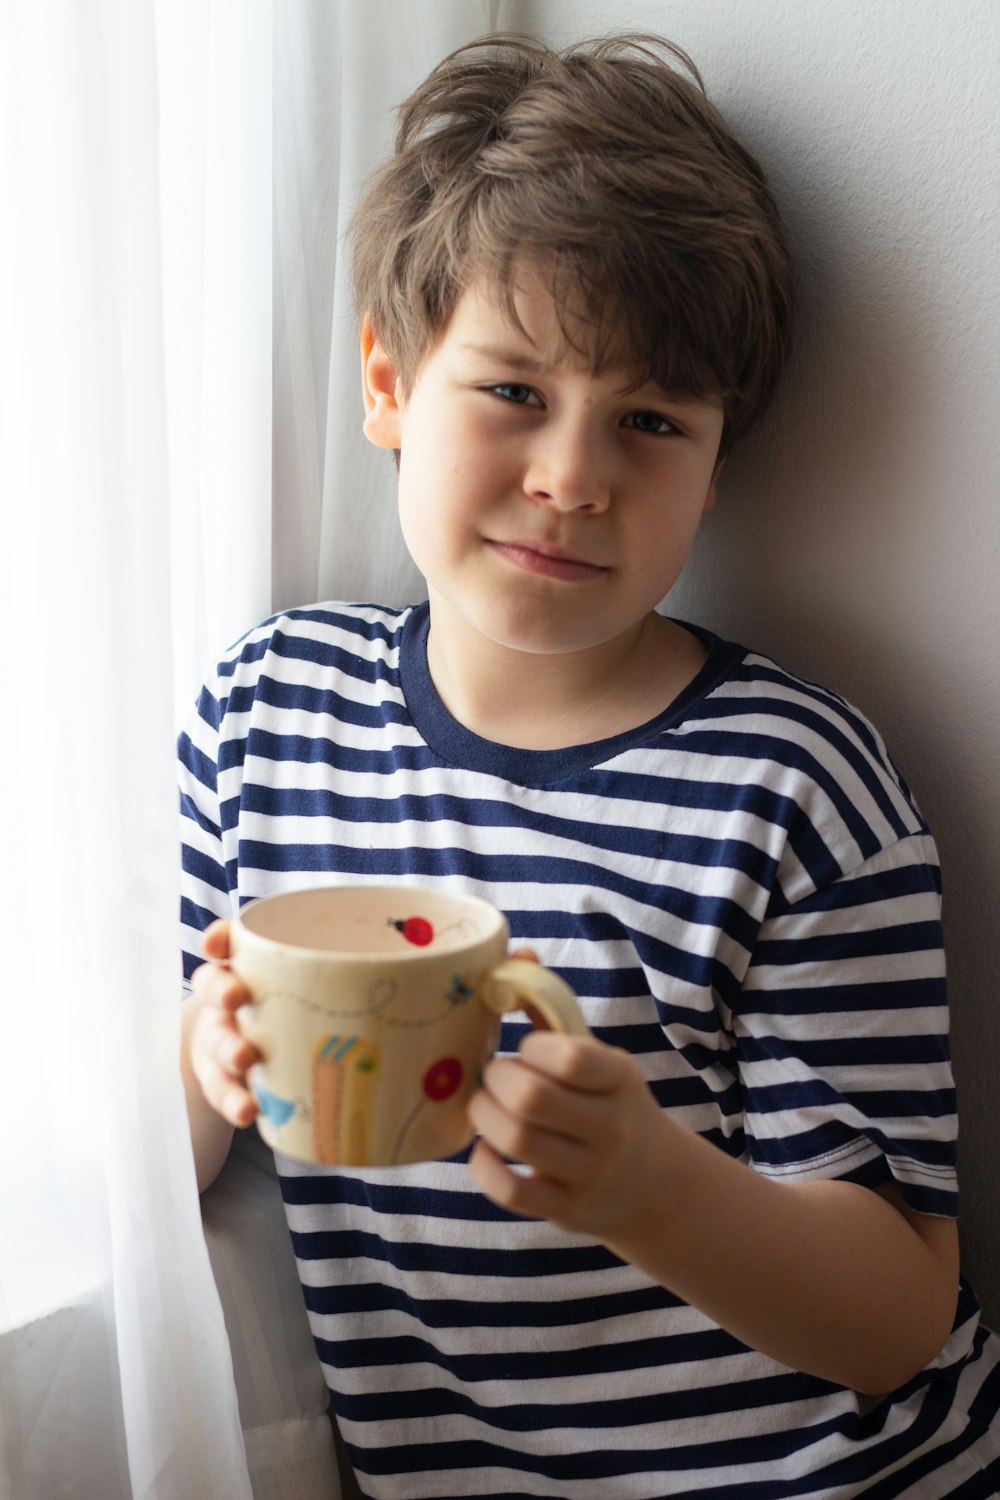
[[486, 538, 609, 582]]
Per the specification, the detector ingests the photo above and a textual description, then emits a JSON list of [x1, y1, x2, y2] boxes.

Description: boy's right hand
[[188, 920, 261, 1128]]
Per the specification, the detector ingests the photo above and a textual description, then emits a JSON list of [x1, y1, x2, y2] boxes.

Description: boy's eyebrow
[[457, 341, 547, 371]]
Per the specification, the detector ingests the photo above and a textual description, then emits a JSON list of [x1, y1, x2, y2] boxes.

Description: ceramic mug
[[229, 885, 588, 1167]]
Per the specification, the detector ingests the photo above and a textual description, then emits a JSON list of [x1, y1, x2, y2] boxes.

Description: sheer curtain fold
[[0, 0, 261, 1494], [159, 0, 274, 722]]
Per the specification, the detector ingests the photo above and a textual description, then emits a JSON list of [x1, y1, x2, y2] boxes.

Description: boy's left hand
[[467, 1025, 667, 1244]]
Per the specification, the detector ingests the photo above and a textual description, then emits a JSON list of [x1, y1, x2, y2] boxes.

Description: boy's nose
[[522, 423, 612, 513]]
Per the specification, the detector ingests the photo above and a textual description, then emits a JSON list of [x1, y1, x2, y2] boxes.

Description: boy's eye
[[490, 383, 540, 406], [623, 409, 675, 436]]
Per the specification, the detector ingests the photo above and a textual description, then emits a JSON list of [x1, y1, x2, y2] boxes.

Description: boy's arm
[[467, 1032, 959, 1395]]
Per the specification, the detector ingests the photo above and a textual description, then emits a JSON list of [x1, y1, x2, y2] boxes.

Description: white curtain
[[0, 1, 263, 1495], [0, 2, 502, 1497]]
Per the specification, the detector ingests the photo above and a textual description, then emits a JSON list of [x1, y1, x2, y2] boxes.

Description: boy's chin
[[466, 610, 636, 660], [427, 584, 651, 661]]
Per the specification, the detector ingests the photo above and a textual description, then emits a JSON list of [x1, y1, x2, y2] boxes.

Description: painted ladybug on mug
[[388, 914, 434, 947]]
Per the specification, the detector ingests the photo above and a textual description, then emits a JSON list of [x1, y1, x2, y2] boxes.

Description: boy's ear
[[360, 316, 403, 450]]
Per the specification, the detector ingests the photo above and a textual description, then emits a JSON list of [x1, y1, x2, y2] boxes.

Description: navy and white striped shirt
[[179, 601, 1000, 1498]]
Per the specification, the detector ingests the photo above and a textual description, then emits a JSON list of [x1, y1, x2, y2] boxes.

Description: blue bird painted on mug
[[252, 1080, 297, 1127]]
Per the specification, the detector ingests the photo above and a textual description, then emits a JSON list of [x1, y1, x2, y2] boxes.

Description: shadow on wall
[[668, 175, 1000, 1332], [673, 165, 926, 678]]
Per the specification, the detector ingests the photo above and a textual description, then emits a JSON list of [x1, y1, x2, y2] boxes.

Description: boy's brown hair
[[350, 33, 793, 454]]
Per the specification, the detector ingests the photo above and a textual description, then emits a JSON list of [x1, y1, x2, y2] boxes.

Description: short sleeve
[[734, 833, 957, 1217], [177, 674, 234, 989]]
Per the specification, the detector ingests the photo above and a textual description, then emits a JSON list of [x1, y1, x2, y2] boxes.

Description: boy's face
[[362, 269, 724, 664]]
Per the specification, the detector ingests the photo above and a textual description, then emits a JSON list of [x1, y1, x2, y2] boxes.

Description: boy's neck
[[423, 599, 708, 752]]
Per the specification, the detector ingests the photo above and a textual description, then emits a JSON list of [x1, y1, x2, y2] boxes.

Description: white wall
[[499, 0, 1000, 1324]]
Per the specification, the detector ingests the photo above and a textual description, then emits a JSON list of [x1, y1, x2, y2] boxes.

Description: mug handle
[[479, 959, 589, 1036]]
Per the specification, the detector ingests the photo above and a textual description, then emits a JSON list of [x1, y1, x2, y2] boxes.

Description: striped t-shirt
[[179, 600, 1000, 1499]]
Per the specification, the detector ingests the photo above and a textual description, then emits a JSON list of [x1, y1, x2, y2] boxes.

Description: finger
[[468, 1137, 568, 1222], [210, 1018, 260, 1076], [476, 1055, 591, 1141], [190, 958, 252, 1014], [518, 1031, 630, 1093], [468, 1080, 590, 1178], [196, 1056, 259, 1127], [201, 919, 232, 961], [508, 946, 540, 964], [192, 1011, 260, 1119], [190, 1001, 261, 1078]]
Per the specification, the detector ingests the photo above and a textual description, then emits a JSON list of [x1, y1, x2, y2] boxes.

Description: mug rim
[[233, 883, 509, 962]]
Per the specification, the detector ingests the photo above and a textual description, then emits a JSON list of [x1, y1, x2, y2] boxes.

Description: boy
[[180, 34, 1000, 1498]]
